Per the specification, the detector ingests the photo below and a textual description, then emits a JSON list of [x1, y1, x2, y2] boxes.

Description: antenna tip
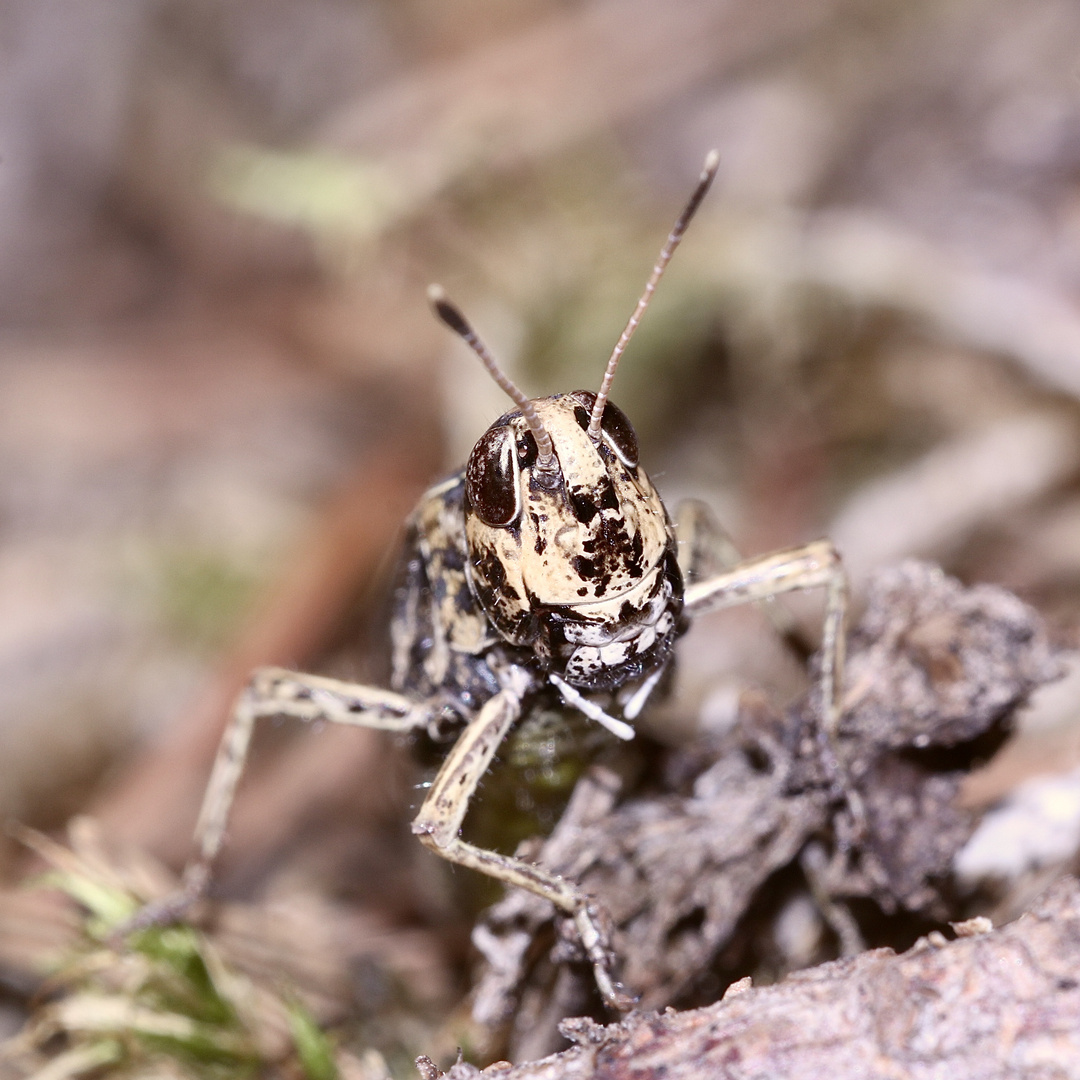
[[702, 149, 720, 179], [427, 283, 471, 338]]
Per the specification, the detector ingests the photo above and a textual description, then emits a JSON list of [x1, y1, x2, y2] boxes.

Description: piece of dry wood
[[440, 873, 1080, 1079], [472, 562, 1063, 1052]]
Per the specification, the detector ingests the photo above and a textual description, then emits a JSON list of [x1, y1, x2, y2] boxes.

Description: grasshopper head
[[429, 151, 718, 692], [462, 392, 683, 690]]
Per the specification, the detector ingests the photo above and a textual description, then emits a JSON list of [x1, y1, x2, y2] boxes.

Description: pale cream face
[[462, 392, 683, 689], [519, 397, 670, 603]]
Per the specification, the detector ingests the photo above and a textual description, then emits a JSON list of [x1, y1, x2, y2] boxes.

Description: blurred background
[[4, 0, 1080, 1069]]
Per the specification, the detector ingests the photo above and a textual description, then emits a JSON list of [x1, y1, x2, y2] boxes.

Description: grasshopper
[[126, 152, 847, 1010]]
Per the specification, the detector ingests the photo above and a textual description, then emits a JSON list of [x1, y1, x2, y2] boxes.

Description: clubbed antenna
[[428, 285, 555, 468], [587, 149, 720, 443]]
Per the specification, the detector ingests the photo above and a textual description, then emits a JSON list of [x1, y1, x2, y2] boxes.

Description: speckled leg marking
[[120, 667, 435, 933], [682, 538, 848, 738], [412, 687, 635, 1011]]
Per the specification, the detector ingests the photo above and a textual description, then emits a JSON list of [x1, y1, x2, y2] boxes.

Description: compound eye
[[600, 402, 639, 467], [466, 424, 521, 527]]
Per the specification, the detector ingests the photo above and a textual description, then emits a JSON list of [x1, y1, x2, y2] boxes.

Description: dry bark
[[441, 874, 1080, 1079], [472, 562, 1063, 1055]]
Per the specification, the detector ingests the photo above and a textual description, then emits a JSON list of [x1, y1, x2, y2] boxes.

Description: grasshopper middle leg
[[121, 667, 437, 931]]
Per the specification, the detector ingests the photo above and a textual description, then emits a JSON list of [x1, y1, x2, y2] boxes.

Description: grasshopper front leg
[[676, 499, 809, 651], [681, 535, 861, 845], [681, 536, 848, 740], [412, 675, 634, 1011]]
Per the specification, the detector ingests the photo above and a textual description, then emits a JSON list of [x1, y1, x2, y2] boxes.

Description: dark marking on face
[[625, 531, 644, 578], [597, 516, 635, 562], [599, 482, 619, 511], [572, 555, 599, 579], [569, 489, 598, 524], [518, 432, 538, 470], [472, 568, 533, 644], [473, 544, 518, 601], [529, 511, 546, 554]]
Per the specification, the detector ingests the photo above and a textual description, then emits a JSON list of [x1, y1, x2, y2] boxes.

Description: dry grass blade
[[0, 821, 362, 1080]]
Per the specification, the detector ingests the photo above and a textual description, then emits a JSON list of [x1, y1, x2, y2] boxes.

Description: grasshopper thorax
[[463, 390, 683, 691]]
